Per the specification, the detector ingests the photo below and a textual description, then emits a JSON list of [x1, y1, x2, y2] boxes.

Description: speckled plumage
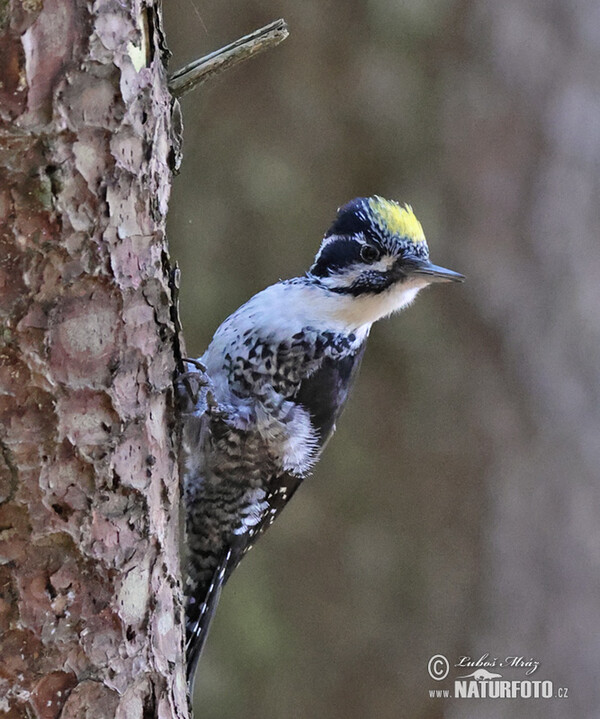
[[180, 197, 463, 682]]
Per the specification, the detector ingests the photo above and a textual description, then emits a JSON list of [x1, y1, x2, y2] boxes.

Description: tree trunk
[[0, 1, 187, 717]]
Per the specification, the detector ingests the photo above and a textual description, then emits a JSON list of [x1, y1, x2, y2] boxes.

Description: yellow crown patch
[[368, 196, 426, 244]]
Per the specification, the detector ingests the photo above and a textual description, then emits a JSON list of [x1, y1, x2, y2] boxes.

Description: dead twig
[[168, 18, 289, 99]]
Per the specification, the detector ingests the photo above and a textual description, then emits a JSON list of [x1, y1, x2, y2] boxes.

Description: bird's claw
[[184, 357, 208, 373], [175, 369, 208, 407], [206, 390, 228, 421]]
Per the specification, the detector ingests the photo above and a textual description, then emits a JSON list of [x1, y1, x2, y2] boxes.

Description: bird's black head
[[308, 196, 463, 296]]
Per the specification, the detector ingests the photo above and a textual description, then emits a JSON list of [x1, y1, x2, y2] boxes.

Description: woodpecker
[[179, 196, 464, 682]]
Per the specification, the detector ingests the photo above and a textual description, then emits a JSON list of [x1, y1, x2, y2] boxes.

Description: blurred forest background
[[165, 2, 600, 718]]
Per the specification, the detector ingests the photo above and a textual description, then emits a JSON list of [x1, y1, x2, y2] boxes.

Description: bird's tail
[[186, 547, 231, 686]]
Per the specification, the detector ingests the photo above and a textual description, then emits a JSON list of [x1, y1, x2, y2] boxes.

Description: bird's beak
[[410, 259, 465, 283]]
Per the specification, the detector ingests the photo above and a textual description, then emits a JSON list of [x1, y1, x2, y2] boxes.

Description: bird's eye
[[360, 245, 380, 263]]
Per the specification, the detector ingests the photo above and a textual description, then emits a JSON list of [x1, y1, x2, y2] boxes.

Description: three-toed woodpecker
[[180, 196, 464, 681]]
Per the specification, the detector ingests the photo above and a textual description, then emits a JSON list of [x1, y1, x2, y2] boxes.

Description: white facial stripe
[[369, 255, 395, 273], [318, 265, 362, 288], [316, 254, 396, 290]]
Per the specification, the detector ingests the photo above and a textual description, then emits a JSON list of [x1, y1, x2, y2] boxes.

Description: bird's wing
[[293, 338, 367, 448]]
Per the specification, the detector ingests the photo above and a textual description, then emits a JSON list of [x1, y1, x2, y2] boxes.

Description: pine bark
[[0, 0, 187, 717]]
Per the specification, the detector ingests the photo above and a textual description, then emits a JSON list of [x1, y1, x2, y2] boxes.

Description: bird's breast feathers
[[201, 281, 369, 476]]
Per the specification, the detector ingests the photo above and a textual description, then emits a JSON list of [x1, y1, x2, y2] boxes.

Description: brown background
[[165, 2, 600, 717]]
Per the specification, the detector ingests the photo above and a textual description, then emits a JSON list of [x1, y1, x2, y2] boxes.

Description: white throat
[[313, 277, 429, 330]]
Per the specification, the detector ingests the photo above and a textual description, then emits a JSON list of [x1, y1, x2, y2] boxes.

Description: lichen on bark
[[0, 0, 187, 717]]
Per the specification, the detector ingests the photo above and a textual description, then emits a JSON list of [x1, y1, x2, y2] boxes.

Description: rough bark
[[0, 0, 187, 717]]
